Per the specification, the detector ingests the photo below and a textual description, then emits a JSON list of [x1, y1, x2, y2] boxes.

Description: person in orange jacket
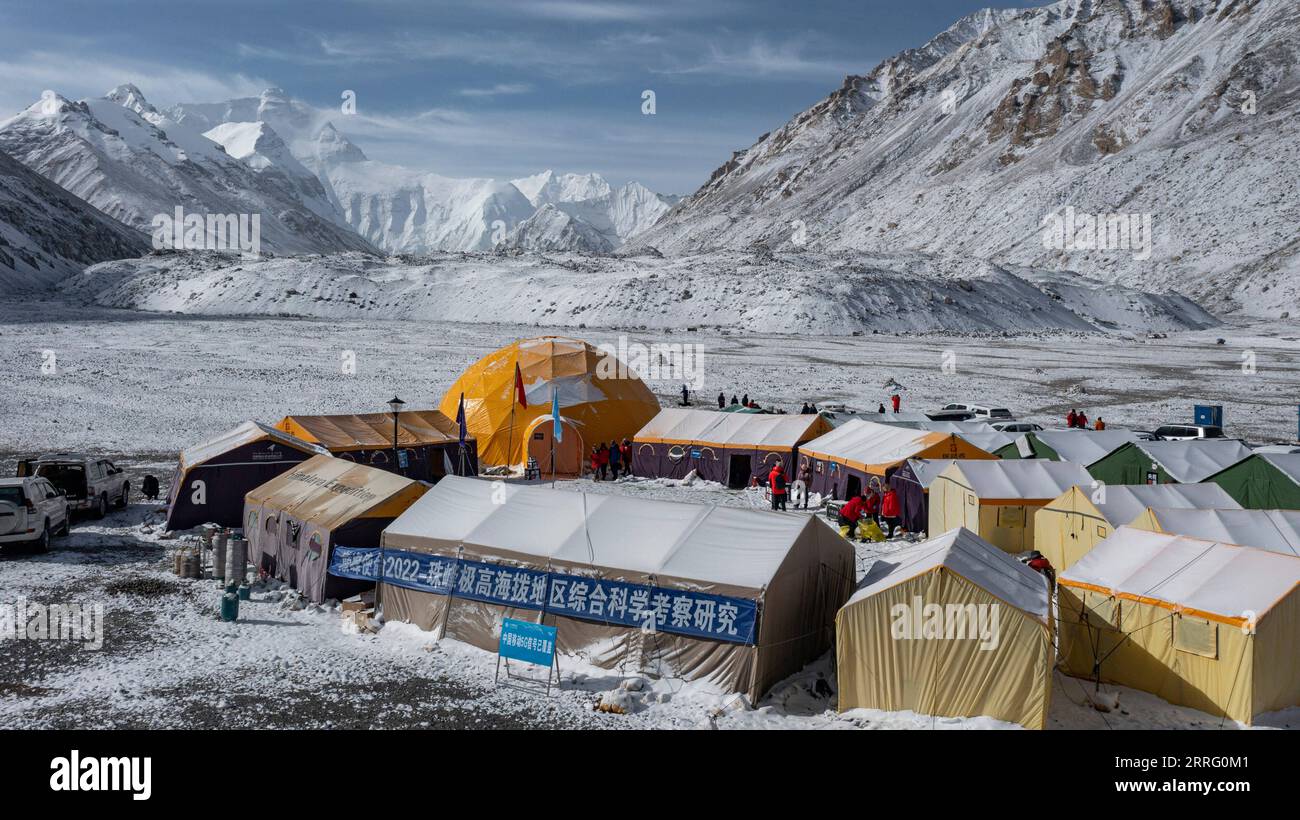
[[1094, 417, 1106, 431], [769, 463, 788, 511], [880, 487, 902, 538]]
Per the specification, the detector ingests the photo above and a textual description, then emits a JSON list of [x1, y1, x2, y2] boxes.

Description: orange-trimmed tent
[[799, 419, 996, 501], [631, 408, 832, 487], [243, 454, 428, 603], [276, 409, 475, 482], [439, 337, 660, 474], [1059, 527, 1300, 723]]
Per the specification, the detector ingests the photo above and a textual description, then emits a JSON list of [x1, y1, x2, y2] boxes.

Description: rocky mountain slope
[[634, 0, 1300, 317], [71, 248, 1217, 335], [0, 86, 377, 256], [0, 148, 149, 288]]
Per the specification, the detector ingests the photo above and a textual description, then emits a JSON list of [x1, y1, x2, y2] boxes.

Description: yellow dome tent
[[439, 336, 660, 473]]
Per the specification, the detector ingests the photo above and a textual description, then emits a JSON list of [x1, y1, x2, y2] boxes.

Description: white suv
[[18, 455, 130, 518], [0, 477, 70, 552]]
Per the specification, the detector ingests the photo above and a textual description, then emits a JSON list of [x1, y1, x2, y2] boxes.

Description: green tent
[[1086, 439, 1253, 486], [1204, 453, 1300, 509], [998, 430, 1140, 463]]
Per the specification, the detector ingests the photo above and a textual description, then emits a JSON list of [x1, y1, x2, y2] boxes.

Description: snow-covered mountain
[[635, 0, 1300, 317], [201, 120, 348, 227], [503, 171, 679, 252], [72, 248, 1217, 335], [168, 86, 678, 254], [0, 148, 149, 288], [0, 86, 377, 256]]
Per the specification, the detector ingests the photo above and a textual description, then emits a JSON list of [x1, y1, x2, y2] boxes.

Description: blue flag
[[551, 388, 562, 443]]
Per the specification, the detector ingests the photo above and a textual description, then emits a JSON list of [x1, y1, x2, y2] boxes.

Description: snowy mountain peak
[[104, 83, 155, 112], [312, 122, 368, 165], [511, 169, 612, 207]]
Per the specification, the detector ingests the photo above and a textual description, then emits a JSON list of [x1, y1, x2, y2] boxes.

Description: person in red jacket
[[769, 464, 788, 511], [1066, 409, 1078, 428], [880, 487, 902, 538], [620, 439, 633, 477], [838, 493, 867, 539], [590, 445, 603, 480], [1025, 551, 1056, 588], [1077, 411, 1089, 429], [863, 487, 881, 524], [890, 393, 901, 413]]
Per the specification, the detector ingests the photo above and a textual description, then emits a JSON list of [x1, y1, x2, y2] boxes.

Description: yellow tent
[[1059, 527, 1300, 724], [1034, 483, 1241, 571], [836, 528, 1053, 729], [928, 460, 1093, 554], [439, 336, 660, 471]]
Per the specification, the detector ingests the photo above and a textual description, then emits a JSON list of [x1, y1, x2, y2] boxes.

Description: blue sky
[[0, 0, 1044, 193]]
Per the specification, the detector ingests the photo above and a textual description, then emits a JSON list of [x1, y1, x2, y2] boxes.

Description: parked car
[[16, 454, 130, 518], [929, 403, 1015, 422], [0, 476, 70, 552], [990, 421, 1043, 433], [1152, 424, 1226, 441]]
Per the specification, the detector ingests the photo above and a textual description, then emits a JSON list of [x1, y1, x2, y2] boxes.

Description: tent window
[[1082, 590, 1121, 631], [1096, 525, 1108, 539], [997, 506, 1025, 528], [966, 493, 976, 506], [1173, 616, 1218, 659]]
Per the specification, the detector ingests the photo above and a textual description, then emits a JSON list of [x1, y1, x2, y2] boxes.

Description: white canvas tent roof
[[943, 459, 1093, 500], [1023, 430, 1141, 464], [849, 527, 1050, 622], [1061, 526, 1300, 622], [179, 421, 324, 469], [1092, 483, 1241, 526], [383, 475, 825, 589], [634, 407, 827, 451], [1141, 508, 1300, 557], [1131, 440, 1253, 483], [955, 430, 1015, 452], [802, 420, 939, 462], [903, 458, 955, 488], [1257, 453, 1300, 486]]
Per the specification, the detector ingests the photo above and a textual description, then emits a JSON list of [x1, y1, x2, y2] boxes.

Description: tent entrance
[[527, 418, 583, 477], [727, 454, 751, 489], [845, 474, 862, 501]]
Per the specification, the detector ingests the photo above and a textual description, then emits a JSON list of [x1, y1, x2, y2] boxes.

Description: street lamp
[[388, 396, 405, 473]]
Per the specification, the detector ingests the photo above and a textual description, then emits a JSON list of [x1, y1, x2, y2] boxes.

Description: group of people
[[718, 392, 761, 409], [837, 486, 903, 540], [1065, 408, 1104, 430], [589, 439, 632, 480]]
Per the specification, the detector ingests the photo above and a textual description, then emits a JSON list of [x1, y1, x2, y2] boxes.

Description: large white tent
[[361, 476, 853, 699]]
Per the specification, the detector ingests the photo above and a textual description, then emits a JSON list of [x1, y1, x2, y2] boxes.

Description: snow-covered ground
[[4, 485, 1295, 730], [3, 298, 1300, 729], [2, 297, 1296, 456]]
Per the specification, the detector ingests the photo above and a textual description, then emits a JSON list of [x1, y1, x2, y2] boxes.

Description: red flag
[[514, 362, 527, 408]]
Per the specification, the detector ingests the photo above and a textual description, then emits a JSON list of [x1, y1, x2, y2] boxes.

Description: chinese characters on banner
[[329, 546, 757, 644]]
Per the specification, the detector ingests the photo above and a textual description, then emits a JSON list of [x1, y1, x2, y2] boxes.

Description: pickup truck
[[0, 476, 70, 552], [16, 454, 130, 518]]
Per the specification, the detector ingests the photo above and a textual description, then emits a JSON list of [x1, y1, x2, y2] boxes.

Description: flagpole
[[507, 382, 517, 476], [551, 386, 557, 488]]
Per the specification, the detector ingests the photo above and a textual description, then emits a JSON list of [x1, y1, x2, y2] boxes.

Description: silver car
[[0, 477, 70, 552]]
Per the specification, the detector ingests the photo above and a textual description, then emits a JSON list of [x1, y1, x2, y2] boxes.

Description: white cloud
[[0, 50, 271, 114], [458, 83, 533, 98]]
